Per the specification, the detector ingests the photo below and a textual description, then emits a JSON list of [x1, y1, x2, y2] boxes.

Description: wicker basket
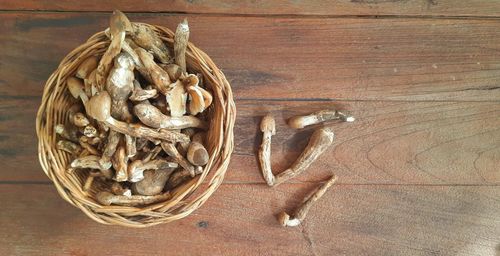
[[36, 23, 235, 227]]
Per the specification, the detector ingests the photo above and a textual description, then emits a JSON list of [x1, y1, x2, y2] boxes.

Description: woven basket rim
[[36, 23, 236, 227]]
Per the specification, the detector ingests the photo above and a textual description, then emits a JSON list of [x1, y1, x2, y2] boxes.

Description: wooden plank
[[0, 184, 498, 255], [2, 1, 500, 17], [2, 13, 500, 101], [2, 99, 500, 184]]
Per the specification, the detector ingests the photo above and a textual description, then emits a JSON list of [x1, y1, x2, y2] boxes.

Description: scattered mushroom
[[258, 114, 276, 186], [288, 110, 355, 129], [278, 175, 336, 227], [258, 116, 335, 186]]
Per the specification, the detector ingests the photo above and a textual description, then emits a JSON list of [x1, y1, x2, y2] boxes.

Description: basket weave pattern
[[36, 23, 235, 227]]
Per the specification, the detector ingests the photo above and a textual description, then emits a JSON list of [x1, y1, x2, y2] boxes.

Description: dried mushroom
[[56, 12, 214, 207]]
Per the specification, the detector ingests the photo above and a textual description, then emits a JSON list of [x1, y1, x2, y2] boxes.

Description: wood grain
[[2, 1, 500, 17], [2, 98, 500, 184], [0, 184, 498, 255], [1, 8, 499, 255], [2, 13, 500, 101]]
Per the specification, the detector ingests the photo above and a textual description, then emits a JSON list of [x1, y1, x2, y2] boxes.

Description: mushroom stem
[[112, 145, 128, 182], [129, 80, 157, 101], [288, 110, 355, 129], [96, 191, 170, 206], [257, 118, 335, 186], [134, 101, 206, 129], [135, 48, 173, 94], [96, 10, 129, 90], [258, 115, 276, 186], [165, 166, 203, 190], [161, 142, 196, 176], [86, 92, 189, 143], [132, 168, 176, 196], [127, 159, 178, 182], [71, 155, 109, 170], [274, 127, 334, 186], [131, 23, 172, 64], [186, 132, 209, 166], [99, 130, 121, 169], [72, 112, 90, 127], [57, 140, 82, 155], [76, 56, 99, 79], [55, 124, 79, 142], [124, 134, 137, 158], [174, 18, 189, 72], [278, 175, 336, 227]]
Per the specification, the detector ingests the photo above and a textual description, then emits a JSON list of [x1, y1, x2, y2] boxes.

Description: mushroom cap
[[277, 212, 291, 227], [183, 74, 199, 87], [76, 56, 98, 79], [187, 86, 205, 115], [86, 92, 112, 122], [114, 52, 135, 70], [133, 102, 164, 128], [166, 80, 187, 117], [199, 87, 213, 107], [96, 191, 114, 206], [287, 115, 314, 129], [67, 77, 84, 99], [110, 10, 133, 37], [260, 114, 276, 135], [277, 212, 301, 227], [177, 18, 189, 34], [187, 142, 209, 166], [128, 160, 145, 182]]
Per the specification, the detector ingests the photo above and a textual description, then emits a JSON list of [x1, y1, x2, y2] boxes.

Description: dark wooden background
[[1, 1, 500, 255]]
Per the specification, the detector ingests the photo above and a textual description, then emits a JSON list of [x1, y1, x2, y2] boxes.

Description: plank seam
[[3, 10, 500, 20]]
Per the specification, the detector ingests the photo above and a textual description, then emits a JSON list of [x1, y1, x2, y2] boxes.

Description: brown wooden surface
[[1, 4, 499, 256], [2, 1, 500, 17]]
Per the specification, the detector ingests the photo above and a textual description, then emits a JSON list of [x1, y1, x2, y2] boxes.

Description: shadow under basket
[[36, 23, 236, 227]]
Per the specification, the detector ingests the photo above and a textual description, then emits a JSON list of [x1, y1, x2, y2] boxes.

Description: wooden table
[[1, 1, 500, 255]]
